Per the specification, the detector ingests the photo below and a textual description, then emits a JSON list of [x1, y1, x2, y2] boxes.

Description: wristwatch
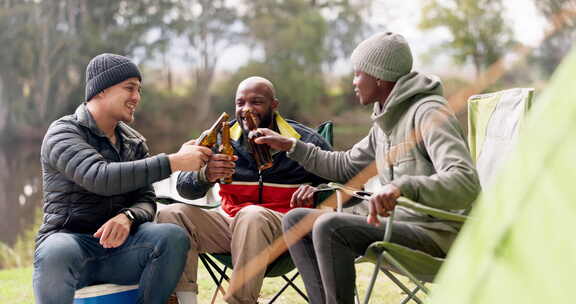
[[122, 209, 136, 224]]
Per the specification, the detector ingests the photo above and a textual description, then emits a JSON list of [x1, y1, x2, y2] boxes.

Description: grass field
[[0, 261, 425, 303]]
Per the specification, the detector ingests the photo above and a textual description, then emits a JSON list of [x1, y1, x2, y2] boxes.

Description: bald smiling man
[[157, 76, 332, 304]]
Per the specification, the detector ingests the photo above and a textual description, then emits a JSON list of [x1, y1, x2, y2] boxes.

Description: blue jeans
[[282, 209, 445, 304], [33, 222, 190, 304]]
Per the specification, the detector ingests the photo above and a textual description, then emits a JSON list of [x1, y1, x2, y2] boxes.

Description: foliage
[[162, 0, 241, 125], [532, 0, 576, 76], [0, 0, 177, 141], [0, 208, 41, 269], [419, 0, 516, 76], [213, 0, 370, 120], [0, 0, 372, 141]]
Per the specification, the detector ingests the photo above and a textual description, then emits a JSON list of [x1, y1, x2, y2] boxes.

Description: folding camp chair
[[328, 88, 534, 304], [156, 121, 333, 304]]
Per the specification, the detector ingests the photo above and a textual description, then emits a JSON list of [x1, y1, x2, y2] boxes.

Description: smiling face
[[98, 77, 141, 124], [234, 78, 278, 131]]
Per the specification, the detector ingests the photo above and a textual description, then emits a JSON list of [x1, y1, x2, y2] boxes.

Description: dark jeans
[[33, 222, 190, 304], [282, 209, 444, 304]]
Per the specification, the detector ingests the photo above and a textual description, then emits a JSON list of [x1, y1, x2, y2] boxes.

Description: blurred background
[[0, 0, 573, 272]]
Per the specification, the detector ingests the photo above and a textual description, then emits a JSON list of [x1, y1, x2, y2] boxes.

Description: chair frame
[[199, 253, 309, 304], [328, 182, 463, 304]]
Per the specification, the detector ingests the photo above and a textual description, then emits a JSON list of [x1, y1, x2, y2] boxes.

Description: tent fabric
[[427, 49, 576, 303]]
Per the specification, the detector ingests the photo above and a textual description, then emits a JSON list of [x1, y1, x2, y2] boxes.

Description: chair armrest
[[396, 197, 467, 223], [153, 174, 221, 209], [312, 184, 366, 209]]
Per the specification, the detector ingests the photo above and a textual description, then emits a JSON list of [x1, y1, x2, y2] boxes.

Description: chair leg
[[199, 254, 229, 303], [381, 252, 429, 294], [381, 269, 424, 304], [363, 253, 384, 304], [268, 272, 309, 304], [400, 286, 421, 304], [354, 285, 361, 304]]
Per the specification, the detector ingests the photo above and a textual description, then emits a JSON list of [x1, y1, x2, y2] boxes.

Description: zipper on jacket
[[258, 170, 263, 204]]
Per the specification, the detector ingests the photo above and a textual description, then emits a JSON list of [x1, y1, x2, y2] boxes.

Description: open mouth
[[241, 112, 260, 126], [126, 103, 136, 114]]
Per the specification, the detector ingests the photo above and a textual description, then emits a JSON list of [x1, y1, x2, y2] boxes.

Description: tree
[[0, 0, 178, 141], [169, 0, 239, 124], [238, 0, 370, 119], [533, 0, 576, 76], [420, 0, 516, 76]]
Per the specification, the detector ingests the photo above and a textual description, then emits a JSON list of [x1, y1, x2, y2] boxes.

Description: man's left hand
[[367, 184, 401, 226], [93, 213, 132, 248], [290, 185, 317, 208]]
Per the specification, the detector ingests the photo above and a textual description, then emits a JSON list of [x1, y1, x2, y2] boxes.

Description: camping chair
[[156, 121, 333, 304], [328, 88, 534, 304]]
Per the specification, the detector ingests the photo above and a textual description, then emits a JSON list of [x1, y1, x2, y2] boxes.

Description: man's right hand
[[169, 139, 213, 172], [205, 154, 238, 182]]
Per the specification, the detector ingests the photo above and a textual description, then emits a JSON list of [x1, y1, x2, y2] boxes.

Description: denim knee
[[34, 233, 84, 274], [139, 223, 190, 256]]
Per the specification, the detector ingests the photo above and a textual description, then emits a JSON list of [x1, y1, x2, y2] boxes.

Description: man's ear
[[271, 98, 279, 111]]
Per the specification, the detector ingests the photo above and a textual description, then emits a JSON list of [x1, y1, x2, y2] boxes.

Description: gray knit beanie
[[85, 53, 142, 102], [350, 32, 413, 82]]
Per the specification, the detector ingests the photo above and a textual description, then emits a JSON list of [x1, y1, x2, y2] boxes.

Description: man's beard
[[239, 110, 274, 131], [258, 110, 274, 128]]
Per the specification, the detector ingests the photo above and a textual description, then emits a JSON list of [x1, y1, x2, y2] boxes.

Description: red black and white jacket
[[176, 113, 331, 217]]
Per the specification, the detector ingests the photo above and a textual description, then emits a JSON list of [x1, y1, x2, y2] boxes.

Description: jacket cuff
[[157, 153, 173, 176], [198, 166, 209, 183], [287, 140, 312, 162], [390, 177, 416, 201]]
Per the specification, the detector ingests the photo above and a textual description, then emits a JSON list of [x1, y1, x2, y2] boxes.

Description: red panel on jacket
[[219, 182, 306, 217]]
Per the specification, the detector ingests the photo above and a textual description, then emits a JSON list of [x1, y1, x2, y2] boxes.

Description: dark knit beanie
[[85, 53, 142, 102], [350, 32, 413, 82]]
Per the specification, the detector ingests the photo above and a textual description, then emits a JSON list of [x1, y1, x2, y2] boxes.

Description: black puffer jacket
[[37, 103, 172, 246]]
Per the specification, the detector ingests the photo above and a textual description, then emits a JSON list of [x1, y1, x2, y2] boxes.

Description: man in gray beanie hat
[[256, 32, 480, 303], [34, 53, 214, 304]]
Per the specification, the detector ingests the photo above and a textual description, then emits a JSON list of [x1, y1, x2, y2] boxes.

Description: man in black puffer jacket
[[33, 53, 212, 304]]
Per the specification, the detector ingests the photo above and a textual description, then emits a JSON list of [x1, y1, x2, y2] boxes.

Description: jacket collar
[[75, 103, 107, 137], [74, 103, 144, 144], [229, 112, 301, 141]]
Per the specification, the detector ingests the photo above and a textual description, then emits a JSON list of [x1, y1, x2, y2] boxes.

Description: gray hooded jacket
[[288, 71, 481, 252]]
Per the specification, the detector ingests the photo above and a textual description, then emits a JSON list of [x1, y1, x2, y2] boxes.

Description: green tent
[[427, 48, 576, 303]]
